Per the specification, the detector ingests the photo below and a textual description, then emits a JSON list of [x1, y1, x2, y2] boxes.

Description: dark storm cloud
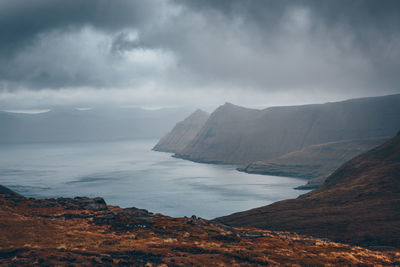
[[0, 0, 399, 108], [170, 0, 400, 91], [0, 0, 158, 56], [0, 0, 175, 89]]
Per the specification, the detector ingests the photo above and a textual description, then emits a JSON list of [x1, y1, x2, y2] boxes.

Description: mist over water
[[0, 139, 309, 219]]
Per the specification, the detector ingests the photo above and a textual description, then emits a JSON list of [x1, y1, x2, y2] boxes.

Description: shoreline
[[171, 152, 316, 190]]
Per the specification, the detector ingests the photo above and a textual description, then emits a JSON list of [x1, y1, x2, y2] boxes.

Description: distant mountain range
[[155, 94, 400, 187], [0, 107, 190, 143], [214, 131, 400, 249]]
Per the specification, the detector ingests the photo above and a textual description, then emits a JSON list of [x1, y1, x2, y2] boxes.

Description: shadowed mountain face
[[153, 109, 209, 153], [0, 107, 189, 143], [175, 94, 400, 165], [240, 137, 389, 189], [214, 132, 400, 249]]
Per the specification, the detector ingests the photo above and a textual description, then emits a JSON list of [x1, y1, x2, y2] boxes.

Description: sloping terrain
[[240, 137, 389, 189], [215, 132, 400, 249], [0, 189, 399, 266], [175, 94, 400, 164], [0, 185, 20, 196], [153, 109, 209, 153]]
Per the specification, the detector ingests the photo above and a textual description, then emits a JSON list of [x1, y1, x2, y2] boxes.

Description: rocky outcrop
[[214, 132, 400, 249], [0, 185, 20, 196], [239, 137, 389, 189], [0, 188, 398, 265], [27, 196, 108, 211], [153, 109, 209, 153], [175, 94, 400, 165]]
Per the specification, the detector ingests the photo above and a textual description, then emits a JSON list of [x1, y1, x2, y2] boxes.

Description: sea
[[0, 139, 309, 219]]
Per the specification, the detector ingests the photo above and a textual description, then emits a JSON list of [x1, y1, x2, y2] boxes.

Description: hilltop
[[175, 94, 400, 165]]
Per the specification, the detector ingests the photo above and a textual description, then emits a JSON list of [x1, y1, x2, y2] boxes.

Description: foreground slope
[[240, 137, 389, 189], [0, 188, 399, 266], [153, 109, 209, 153], [215, 132, 400, 249], [176, 94, 400, 164], [0, 185, 20, 196]]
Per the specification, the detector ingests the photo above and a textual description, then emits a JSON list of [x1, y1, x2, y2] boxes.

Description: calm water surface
[[0, 139, 309, 219]]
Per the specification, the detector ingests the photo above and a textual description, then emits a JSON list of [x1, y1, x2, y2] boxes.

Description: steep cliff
[[153, 109, 209, 153], [176, 94, 400, 165]]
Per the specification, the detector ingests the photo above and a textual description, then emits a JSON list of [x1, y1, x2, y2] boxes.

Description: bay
[[0, 139, 309, 219]]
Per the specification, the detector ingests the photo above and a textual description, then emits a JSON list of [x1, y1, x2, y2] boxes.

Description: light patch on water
[[0, 139, 310, 219]]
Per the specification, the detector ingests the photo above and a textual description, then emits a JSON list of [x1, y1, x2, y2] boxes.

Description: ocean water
[[0, 139, 309, 219]]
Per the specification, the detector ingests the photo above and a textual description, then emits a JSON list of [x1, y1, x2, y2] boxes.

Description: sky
[[0, 0, 399, 111]]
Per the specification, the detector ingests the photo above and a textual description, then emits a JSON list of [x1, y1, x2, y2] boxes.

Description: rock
[[101, 256, 113, 263], [0, 185, 21, 197], [92, 256, 102, 264], [92, 207, 156, 231], [73, 197, 107, 211]]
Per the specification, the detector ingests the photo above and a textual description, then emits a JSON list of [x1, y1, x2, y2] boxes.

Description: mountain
[[214, 132, 400, 249], [0, 107, 190, 143], [153, 109, 209, 153], [239, 137, 389, 189], [0, 186, 397, 265], [175, 94, 400, 165]]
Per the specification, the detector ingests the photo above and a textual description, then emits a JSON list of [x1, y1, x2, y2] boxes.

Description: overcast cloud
[[0, 0, 399, 110]]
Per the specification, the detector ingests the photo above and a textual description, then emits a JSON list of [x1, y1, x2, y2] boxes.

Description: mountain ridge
[[175, 94, 400, 165], [214, 132, 400, 249]]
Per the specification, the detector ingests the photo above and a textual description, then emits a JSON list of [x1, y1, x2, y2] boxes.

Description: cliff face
[[153, 109, 209, 153], [175, 94, 400, 165], [176, 103, 260, 163], [0, 187, 398, 265], [214, 132, 400, 249], [240, 137, 389, 189]]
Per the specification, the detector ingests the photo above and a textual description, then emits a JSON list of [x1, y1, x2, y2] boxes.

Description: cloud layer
[[0, 0, 399, 109]]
